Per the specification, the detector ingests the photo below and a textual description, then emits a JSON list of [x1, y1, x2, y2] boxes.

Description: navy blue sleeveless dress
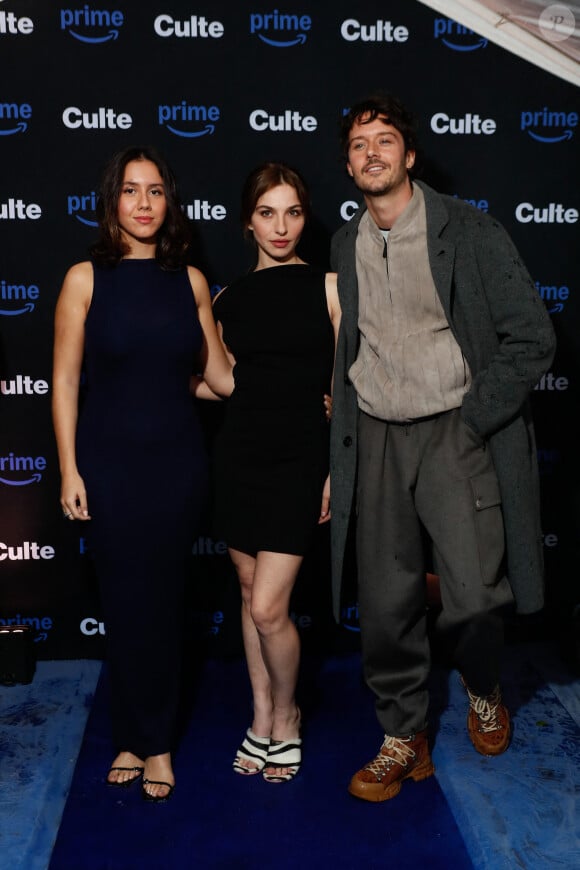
[[212, 265, 334, 556], [77, 259, 206, 758]]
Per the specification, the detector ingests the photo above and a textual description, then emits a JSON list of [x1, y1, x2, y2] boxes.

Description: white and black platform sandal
[[262, 737, 302, 783], [233, 728, 271, 775]]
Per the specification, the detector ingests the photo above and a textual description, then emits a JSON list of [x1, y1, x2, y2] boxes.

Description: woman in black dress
[[52, 146, 233, 802], [211, 163, 341, 782]]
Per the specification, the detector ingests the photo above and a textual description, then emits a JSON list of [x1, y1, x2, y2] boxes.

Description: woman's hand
[[60, 471, 91, 521], [190, 374, 224, 401], [324, 394, 333, 421], [318, 474, 331, 524]]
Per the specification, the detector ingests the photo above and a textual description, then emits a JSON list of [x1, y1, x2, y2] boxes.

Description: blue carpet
[[431, 644, 580, 869], [48, 654, 473, 870], [0, 660, 101, 870]]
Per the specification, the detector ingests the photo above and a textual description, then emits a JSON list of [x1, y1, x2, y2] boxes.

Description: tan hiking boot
[[463, 680, 511, 756], [348, 728, 434, 802]]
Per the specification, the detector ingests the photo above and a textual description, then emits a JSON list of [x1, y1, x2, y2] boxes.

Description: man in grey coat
[[329, 94, 556, 802]]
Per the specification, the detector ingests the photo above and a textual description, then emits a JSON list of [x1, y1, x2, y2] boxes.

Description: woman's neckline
[[252, 263, 309, 274]]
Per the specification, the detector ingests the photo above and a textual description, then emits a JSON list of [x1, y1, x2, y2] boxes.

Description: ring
[[63, 511, 72, 518]]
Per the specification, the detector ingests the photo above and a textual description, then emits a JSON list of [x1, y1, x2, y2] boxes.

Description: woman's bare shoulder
[[64, 260, 93, 282]]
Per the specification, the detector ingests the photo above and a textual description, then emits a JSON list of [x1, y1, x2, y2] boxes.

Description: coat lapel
[[417, 180, 456, 322], [337, 207, 364, 364]]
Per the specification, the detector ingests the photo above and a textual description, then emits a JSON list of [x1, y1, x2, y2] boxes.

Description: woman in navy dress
[[209, 164, 341, 782], [52, 146, 233, 802]]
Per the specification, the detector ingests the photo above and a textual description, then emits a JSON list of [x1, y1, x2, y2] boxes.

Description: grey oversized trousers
[[356, 407, 514, 736]]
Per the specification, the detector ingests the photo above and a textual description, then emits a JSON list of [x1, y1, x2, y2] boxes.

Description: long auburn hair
[[89, 145, 191, 269]]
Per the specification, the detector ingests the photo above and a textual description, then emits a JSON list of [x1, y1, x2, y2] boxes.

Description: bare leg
[[229, 548, 303, 776], [230, 549, 275, 742]]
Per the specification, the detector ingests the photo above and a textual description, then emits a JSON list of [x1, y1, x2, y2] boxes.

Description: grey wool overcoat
[[329, 180, 557, 621]]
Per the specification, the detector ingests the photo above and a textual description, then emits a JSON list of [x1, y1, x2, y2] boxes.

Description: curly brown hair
[[340, 94, 418, 167]]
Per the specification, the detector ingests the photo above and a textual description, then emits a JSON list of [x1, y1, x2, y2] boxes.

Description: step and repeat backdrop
[[1, 1, 578, 660]]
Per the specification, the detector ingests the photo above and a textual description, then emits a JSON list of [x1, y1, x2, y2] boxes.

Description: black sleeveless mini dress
[[212, 264, 334, 556]]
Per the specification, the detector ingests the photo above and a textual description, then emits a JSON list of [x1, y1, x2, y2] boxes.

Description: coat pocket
[[469, 470, 505, 586]]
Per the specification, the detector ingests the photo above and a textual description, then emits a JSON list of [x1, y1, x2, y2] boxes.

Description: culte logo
[[0, 542, 55, 561], [0, 198, 41, 220], [0, 102, 31, 136], [68, 192, 98, 226], [0, 453, 46, 486], [520, 108, 577, 143], [515, 201, 578, 223], [290, 611, 312, 631], [433, 18, 487, 51], [192, 536, 228, 555], [340, 18, 409, 43], [0, 279, 39, 316], [62, 106, 132, 130], [249, 108, 317, 132], [184, 201, 227, 221], [153, 14, 224, 38], [341, 200, 361, 221], [0, 10, 33, 34], [158, 102, 220, 138], [60, 6, 123, 43], [431, 112, 496, 134], [536, 280, 569, 314], [1, 375, 49, 396], [534, 372, 569, 391], [250, 10, 311, 46], [80, 617, 106, 636]]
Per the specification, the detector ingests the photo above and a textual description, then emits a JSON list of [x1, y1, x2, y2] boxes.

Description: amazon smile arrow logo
[[0, 302, 35, 316], [67, 27, 119, 43], [441, 36, 487, 51], [0, 472, 42, 485], [165, 123, 215, 138], [526, 129, 574, 143], [257, 32, 307, 47], [0, 121, 27, 136]]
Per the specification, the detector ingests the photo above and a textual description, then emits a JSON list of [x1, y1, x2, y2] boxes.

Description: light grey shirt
[[350, 183, 471, 421]]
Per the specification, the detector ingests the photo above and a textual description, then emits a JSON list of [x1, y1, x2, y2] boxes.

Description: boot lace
[[465, 684, 503, 733], [365, 734, 417, 774]]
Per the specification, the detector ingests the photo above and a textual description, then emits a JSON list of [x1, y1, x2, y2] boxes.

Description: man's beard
[[355, 163, 407, 197]]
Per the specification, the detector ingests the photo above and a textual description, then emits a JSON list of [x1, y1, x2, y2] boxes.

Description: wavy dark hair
[[340, 94, 418, 167], [89, 145, 191, 269], [240, 162, 310, 241]]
